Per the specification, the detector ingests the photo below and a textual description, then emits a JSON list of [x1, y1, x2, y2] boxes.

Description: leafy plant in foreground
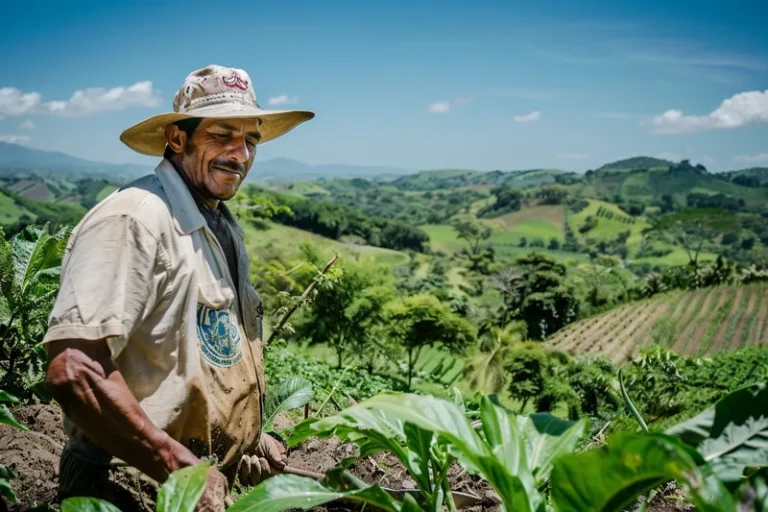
[[0, 223, 71, 400], [238, 382, 767, 512]]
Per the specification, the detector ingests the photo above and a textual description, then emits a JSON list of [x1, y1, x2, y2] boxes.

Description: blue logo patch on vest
[[196, 304, 243, 367]]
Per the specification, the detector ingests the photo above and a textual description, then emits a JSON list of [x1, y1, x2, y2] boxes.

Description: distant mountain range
[[2, 142, 763, 185], [0, 142, 150, 180], [248, 157, 414, 183], [0, 142, 414, 184]]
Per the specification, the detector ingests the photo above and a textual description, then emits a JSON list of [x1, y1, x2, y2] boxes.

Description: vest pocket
[[197, 278, 235, 309]]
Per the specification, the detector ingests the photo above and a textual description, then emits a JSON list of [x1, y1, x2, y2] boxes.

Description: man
[[42, 64, 314, 511]]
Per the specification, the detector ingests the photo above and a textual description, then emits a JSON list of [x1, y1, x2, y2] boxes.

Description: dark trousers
[[57, 440, 159, 512]]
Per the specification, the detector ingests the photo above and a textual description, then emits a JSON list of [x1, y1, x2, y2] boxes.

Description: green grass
[[0, 191, 33, 224], [270, 181, 331, 197], [420, 222, 590, 263], [96, 185, 118, 202], [566, 199, 717, 266], [242, 219, 410, 266]]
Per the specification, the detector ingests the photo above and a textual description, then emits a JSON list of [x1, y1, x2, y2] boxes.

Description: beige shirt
[[43, 158, 266, 469]]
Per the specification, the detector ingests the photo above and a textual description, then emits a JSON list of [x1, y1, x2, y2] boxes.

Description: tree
[[449, 215, 491, 255], [650, 208, 741, 268], [463, 321, 527, 393], [504, 342, 550, 413], [535, 184, 569, 205], [346, 285, 397, 374], [297, 259, 390, 369], [489, 254, 580, 340], [580, 255, 619, 309], [478, 186, 524, 217], [385, 294, 476, 389]]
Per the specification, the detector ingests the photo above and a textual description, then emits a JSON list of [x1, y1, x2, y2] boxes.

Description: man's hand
[[196, 467, 229, 512], [237, 433, 286, 487]]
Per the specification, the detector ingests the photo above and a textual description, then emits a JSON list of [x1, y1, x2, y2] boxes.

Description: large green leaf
[[550, 432, 736, 512], [0, 464, 18, 504], [263, 377, 313, 432], [0, 390, 21, 404], [156, 462, 210, 512], [228, 472, 410, 512], [517, 413, 587, 486], [0, 403, 27, 431], [666, 382, 768, 483], [351, 393, 543, 512], [0, 237, 13, 307], [61, 497, 123, 512], [10, 226, 66, 298], [289, 406, 432, 491]]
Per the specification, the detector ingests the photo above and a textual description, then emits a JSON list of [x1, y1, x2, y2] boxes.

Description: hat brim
[[119, 104, 315, 157]]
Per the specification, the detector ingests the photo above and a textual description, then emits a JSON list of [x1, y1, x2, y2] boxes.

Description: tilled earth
[[1, 404, 693, 512]]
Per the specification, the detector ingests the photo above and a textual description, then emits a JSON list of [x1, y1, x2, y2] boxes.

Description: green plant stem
[[314, 366, 350, 418], [441, 477, 457, 512], [618, 369, 648, 432]]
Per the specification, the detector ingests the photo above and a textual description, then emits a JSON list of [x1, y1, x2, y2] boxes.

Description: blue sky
[[1, 0, 767, 172]]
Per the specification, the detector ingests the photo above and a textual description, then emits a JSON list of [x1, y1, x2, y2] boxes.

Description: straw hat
[[120, 64, 314, 156]]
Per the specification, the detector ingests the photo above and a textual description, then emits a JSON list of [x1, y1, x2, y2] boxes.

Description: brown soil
[[752, 287, 768, 345], [671, 288, 714, 353], [683, 289, 729, 356], [0, 404, 65, 511], [728, 287, 755, 351]]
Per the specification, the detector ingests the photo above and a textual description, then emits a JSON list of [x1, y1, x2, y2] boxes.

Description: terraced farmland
[[547, 283, 768, 363]]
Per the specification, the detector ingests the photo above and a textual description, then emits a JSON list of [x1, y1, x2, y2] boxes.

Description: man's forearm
[[46, 339, 201, 483]]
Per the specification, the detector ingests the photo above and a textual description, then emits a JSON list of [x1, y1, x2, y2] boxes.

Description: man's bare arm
[[45, 339, 201, 483]]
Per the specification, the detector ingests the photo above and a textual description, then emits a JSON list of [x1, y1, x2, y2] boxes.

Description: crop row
[[547, 284, 768, 363]]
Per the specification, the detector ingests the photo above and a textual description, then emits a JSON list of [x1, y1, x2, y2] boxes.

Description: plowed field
[[547, 284, 768, 363]]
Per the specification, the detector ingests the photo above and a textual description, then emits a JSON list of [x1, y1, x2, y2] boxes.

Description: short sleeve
[[43, 214, 169, 359]]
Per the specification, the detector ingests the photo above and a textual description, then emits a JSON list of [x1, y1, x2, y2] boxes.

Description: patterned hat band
[[181, 91, 258, 113]]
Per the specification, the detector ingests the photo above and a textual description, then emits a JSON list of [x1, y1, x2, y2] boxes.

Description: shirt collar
[[154, 158, 245, 239]]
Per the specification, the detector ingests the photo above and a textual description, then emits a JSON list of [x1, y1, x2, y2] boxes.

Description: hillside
[[547, 283, 768, 363], [717, 167, 768, 186], [580, 162, 768, 211], [597, 156, 672, 171], [392, 168, 567, 191], [248, 157, 414, 184]]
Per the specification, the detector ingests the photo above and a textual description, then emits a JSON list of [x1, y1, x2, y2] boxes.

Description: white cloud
[[650, 90, 768, 134], [658, 152, 682, 161], [427, 101, 451, 113], [18, 120, 34, 131], [45, 81, 160, 117], [267, 94, 299, 106], [699, 156, 715, 165], [0, 135, 31, 144], [0, 88, 41, 119], [0, 81, 160, 119], [513, 110, 541, 123], [733, 153, 768, 163], [427, 96, 474, 114], [559, 153, 590, 160]]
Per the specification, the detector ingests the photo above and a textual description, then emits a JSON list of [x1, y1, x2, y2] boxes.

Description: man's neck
[[167, 157, 220, 211]]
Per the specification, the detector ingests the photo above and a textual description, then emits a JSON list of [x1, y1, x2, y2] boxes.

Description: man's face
[[174, 117, 262, 203]]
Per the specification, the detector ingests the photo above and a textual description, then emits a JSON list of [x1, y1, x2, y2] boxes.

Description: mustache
[[211, 159, 246, 174]]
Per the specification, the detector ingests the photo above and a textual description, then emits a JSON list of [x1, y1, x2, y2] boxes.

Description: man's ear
[[164, 123, 187, 154]]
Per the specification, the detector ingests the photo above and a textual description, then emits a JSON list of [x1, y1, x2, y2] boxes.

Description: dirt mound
[[0, 405, 65, 511]]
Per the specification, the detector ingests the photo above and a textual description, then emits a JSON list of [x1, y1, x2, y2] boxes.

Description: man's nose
[[227, 137, 251, 164]]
